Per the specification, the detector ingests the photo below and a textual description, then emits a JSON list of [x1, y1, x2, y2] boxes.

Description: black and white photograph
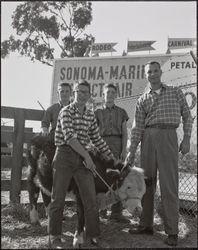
[[1, 1, 197, 249]]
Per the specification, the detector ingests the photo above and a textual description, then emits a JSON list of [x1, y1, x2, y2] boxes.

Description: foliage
[[1, 1, 94, 66]]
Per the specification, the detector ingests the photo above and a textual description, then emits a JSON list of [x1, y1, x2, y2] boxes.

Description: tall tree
[[1, 1, 94, 66]]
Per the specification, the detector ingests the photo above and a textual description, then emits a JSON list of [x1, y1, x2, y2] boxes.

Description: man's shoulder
[[95, 107, 103, 113], [138, 91, 150, 101], [114, 105, 126, 112], [48, 102, 60, 108], [86, 107, 95, 118], [46, 103, 60, 112], [94, 107, 104, 116], [162, 83, 181, 94], [61, 103, 73, 112]]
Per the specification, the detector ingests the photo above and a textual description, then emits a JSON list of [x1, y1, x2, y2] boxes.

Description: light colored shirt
[[130, 83, 193, 156], [95, 105, 129, 137], [55, 102, 112, 156]]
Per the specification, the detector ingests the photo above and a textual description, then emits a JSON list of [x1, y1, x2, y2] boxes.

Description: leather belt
[[102, 135, 122, 138], [145, 124, 177, 129]]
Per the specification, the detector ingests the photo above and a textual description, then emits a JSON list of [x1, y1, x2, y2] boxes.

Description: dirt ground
[[1, 202, 197, 249]]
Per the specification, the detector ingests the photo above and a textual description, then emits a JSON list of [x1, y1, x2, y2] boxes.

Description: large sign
[[51, 52, 196, 122], [51, 54, 171, 105], [51, 52, 196, 153], [168, 38, 196, 50]]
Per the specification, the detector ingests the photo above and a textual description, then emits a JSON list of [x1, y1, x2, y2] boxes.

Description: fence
[[1, 106, 44, 203], [1, 105, 197, 216], [132, 146, 197, 217], [127, 83, 197, 216]]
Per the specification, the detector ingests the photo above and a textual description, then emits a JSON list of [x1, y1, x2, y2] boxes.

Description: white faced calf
[[117, 166, 146, 215]]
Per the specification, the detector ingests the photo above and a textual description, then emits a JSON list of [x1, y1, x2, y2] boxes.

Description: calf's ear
[[106, 168, 120, 181], [114, 160, 123, 171]]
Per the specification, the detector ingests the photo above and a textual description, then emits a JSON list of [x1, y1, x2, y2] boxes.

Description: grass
[[1, 202, 197, 249]]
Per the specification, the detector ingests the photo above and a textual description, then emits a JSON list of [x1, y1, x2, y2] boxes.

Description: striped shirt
[[130, 83, 193, 156], [55, 102, 112, 156]]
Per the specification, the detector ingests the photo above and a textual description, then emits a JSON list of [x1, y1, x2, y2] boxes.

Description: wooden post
[[10, 109, 25, 203]]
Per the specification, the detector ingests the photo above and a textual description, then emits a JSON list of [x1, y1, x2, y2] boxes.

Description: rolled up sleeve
[[130, 97, 146, 157], [176, 88, 193, 137]]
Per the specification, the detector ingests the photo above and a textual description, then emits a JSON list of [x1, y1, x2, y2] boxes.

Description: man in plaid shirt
[[128, 61, 193, 246], [48, 80, 113, 248]]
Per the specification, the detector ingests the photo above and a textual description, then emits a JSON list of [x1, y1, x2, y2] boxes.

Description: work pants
[[140, 128, 179, 235], [48, 145, 100, 238]]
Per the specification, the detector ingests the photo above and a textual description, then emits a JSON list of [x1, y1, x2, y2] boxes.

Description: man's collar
[[72, 101, 91, 114], [147, 83, 167, 94], [59, 100, 70, 108], [58, 101, 64, 108], [103, 103, 116, 109]]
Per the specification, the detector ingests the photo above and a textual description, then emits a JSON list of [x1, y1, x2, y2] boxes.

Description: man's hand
[[102, 151, 115, 162], [120, 149, 127, 162], [179, 136, 190, 155], [41, 127, 49, 136], [124, 152, 135, 166], [84, 155, 96, 176]]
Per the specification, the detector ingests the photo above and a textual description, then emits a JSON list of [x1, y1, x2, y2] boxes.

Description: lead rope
[[93, 168, 141, 201], [92, 168, 115, 193]]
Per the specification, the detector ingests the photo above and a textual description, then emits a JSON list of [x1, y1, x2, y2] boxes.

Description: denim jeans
[[48, 145, 100, 238]]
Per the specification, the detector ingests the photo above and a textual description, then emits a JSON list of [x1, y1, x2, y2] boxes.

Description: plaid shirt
[[95, 105, 129, 137], [130, 83, 193, 156], [55, 102, 112, 156]]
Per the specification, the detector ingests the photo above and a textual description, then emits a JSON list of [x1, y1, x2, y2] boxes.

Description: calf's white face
[[117, 166, 146, 215]]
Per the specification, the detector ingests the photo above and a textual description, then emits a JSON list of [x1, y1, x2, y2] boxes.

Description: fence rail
[[1, 106, 44, 203]]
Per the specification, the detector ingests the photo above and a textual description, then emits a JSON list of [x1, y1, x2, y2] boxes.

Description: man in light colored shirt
[[48, 80, 113, 248], [128, 61, 193, 246]]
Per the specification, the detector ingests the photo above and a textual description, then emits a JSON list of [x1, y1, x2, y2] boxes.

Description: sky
[[1, 1, 197, 130]]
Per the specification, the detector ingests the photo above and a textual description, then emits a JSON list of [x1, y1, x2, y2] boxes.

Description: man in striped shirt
[[48, 80, 113, 248], [128, 61, 193, 247]]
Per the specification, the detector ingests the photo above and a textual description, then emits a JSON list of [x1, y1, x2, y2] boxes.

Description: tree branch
[[58, 8, 69, 31]]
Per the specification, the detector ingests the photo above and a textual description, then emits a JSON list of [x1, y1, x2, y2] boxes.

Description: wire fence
[[129, 83, 197, 217], [131, 146, 197, 217]]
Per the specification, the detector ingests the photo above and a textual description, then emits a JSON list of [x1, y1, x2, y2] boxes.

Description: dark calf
[[26, 135, 122, 226], [27, 135, 55, 224], [26, 135, 145, 248]]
